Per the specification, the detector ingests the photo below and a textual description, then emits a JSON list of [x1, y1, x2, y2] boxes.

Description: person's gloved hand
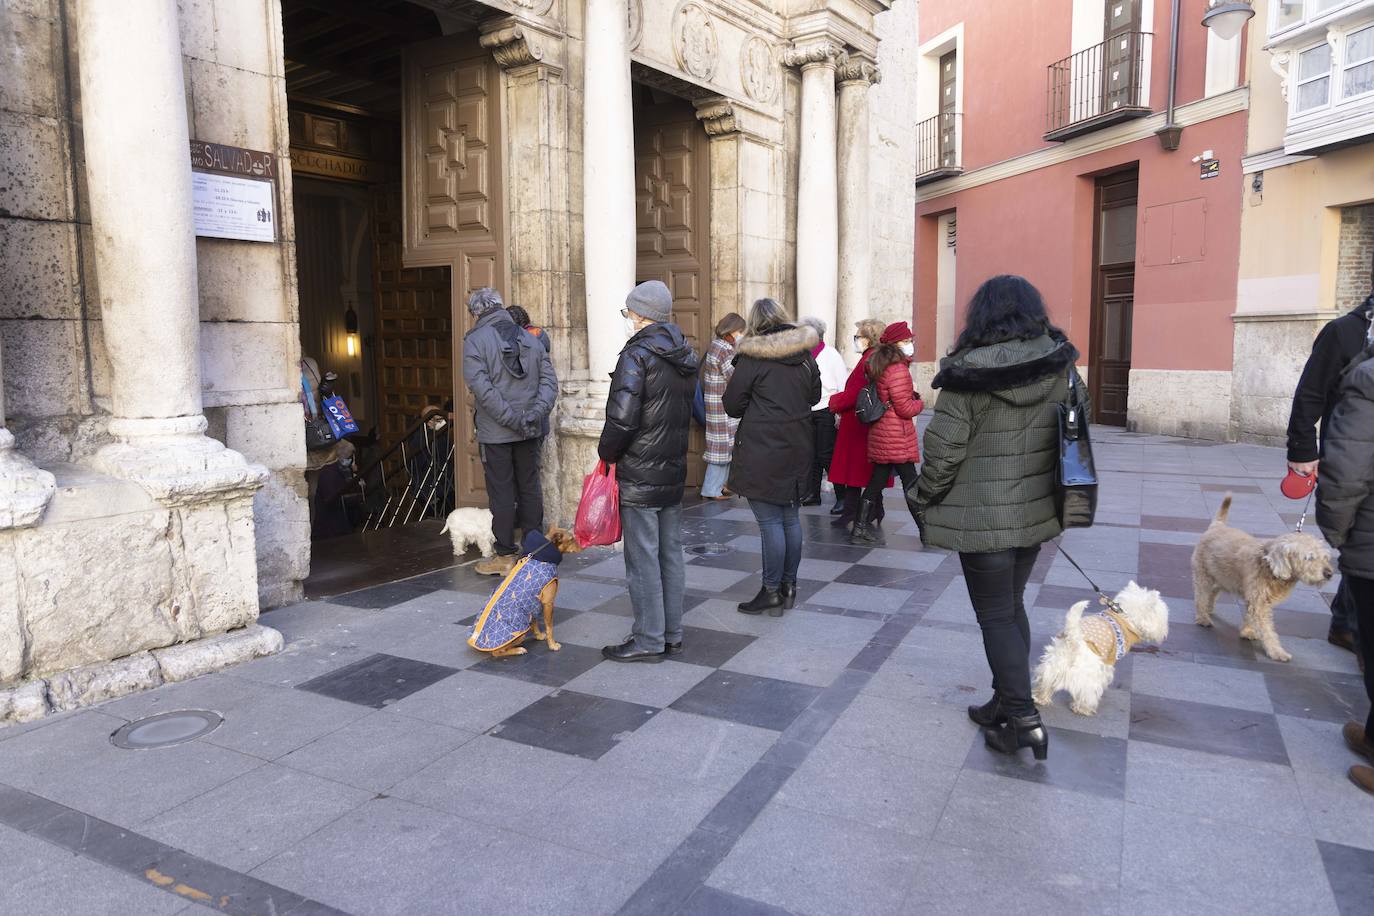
[[914, 509, 929, 547], [520, 410, 543, 437]]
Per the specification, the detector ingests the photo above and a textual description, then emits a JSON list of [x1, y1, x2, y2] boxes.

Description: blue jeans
[[621, 504, 685, 652], [701, 463, 730, 498], [749, 499, 802, 590]]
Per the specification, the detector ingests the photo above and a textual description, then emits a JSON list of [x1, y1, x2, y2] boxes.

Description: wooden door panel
[[1093, 268, 1134, 427]]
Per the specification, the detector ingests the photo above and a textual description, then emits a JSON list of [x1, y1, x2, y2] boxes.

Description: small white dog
[[439, 507, 496, 559], [1032, 581, 1169, 716]]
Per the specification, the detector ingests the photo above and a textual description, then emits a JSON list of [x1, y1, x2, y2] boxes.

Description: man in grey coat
[[461, 287, 558, 575], [1316, 343, 1374, 794]]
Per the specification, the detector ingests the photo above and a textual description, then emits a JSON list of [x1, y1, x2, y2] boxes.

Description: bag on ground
[[574, 461, 622, 547]]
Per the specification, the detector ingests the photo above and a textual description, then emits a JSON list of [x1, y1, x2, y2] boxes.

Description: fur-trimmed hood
[[734, 324, 819, 365], [932, 334, 1079, 404]]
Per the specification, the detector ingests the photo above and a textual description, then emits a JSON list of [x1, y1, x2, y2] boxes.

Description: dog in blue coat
[[468, 527, 582, 658]]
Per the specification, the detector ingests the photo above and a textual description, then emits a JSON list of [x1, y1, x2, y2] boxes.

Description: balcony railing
[[915, 112, 962, 186], [1045, 32, 1152, 141]]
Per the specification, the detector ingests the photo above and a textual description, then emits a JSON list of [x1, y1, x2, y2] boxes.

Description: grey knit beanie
[[625, 280, 673, 323]]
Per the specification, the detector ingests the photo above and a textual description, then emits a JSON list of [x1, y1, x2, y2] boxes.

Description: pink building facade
[[912, 0, 1252, 439]]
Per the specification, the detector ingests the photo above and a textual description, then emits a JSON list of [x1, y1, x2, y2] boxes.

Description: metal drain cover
[[686, 543, 731, 557], [111, 710, 223, 750]]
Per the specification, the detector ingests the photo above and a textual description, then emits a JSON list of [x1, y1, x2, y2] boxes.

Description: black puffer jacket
[[1317, 348, 1374, 579], [598, 322, 700, 508], [724, 324, 821, 505], [1288, 297, 1374, 463]]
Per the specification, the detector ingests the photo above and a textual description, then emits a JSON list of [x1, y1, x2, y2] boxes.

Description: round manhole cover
[[686, 543, 731, 558], [111, 710, 223, 750]]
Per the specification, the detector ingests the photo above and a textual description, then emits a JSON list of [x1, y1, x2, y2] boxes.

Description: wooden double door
[[1090, 169, 1137, 427]]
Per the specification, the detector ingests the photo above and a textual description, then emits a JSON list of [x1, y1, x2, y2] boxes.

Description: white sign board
[[192, 171, 276, 242]]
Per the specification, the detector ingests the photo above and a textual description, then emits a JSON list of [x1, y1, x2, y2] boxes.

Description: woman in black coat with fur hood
[[725, 298, 822, 616]]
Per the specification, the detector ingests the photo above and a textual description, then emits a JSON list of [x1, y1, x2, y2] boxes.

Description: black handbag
[[304, 416, 336, 451], [1057, 366, 1098, 528], [855, 381, 888, 424]]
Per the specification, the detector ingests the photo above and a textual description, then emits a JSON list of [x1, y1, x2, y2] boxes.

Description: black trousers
[[862, 462, 920, 502], [1346, 575, 1374, 736], [960, 546, 1041, 716], [805, 410, 838, 502], [481, 438, 543, 555]]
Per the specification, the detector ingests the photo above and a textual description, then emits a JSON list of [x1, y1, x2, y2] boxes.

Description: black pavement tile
[[296, 653, 458, 708], [329, 581, 438, 610], [29, 808, 168, 873], [963, 727, 1128, 801], [671, 671, 822, 732], [405, 566, 501, 596], [616, 828, 737, 916], [1319, 839, 1374, 916], [689, 550, 765, 573], [834, 564, 922, 588], [697, 762, 796, 837], [701, 577, 829, 604], [0, 783, 66, 831], [470, 641, 606, 687], [149, 849, 311, 915], [1201, 483, 1262, 493], [799, 541, 872, 563], [669, 625, 756, 668], [1129, 693, 1289, 766], [1140, 515, 1211, 533], [678, 886, 796, 916], [1137, 543, 1196, 582], [491, 689, 657, 760], [1264, 668, 1368, 724], [596, 591, 710, 619]]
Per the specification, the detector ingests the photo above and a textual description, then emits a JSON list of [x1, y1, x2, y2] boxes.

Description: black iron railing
[[1046, 32, 1151, 140], [915, 112, 962, 184], [356, 405, 455, 530]]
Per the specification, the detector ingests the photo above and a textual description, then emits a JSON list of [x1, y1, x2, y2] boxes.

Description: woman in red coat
[[827, 318, 889, 528], [851, 321, 925, 546]]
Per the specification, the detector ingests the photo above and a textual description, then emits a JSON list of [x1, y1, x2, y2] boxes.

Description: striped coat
[[702, 336, 739, 466]]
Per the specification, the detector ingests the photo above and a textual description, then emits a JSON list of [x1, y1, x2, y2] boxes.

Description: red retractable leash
[[1281, 468, 1317, 532]]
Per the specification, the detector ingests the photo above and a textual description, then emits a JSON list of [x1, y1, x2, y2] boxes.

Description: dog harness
[[468, 531, 564, 652], [1081, 608, 1142, 666]]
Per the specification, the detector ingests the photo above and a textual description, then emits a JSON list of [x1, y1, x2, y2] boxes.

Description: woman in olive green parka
[[912, 275, 1088, 762]]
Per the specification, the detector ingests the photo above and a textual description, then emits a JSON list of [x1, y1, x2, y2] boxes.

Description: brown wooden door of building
[[634, 92, 711, 487], [939, 50, 958, 168], [1103, 0, 1144, 113], [1090, 169, 1138, 427]]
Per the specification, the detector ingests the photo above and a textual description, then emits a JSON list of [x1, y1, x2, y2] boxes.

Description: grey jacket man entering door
[[461, 287, 558, 571]]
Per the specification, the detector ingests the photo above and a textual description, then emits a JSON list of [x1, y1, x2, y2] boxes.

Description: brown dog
[[1192, 495, 1334, 662], [469, 527, 583, 658]]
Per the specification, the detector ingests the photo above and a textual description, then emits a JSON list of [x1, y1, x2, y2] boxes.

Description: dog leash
[[1295, 488, 1314, 533], [1054, 540, 1123, 613]]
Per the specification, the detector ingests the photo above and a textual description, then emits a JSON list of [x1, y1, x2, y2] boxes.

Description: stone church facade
[[0, 0, 916, 719]]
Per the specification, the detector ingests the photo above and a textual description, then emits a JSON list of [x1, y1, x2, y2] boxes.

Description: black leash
[[1054, 540, 1122, 613]]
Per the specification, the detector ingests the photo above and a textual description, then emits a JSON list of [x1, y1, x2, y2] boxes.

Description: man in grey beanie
[[461, 286, 558, 575], [598, 281, 699, 661]]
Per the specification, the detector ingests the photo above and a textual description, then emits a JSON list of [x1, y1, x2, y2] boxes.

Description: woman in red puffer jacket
[[851, 321, 925, 546]]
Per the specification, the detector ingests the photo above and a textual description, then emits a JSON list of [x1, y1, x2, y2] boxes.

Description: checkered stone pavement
[[0, 427, 1371, 915]]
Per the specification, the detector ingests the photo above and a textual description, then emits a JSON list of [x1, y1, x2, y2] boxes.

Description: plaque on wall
[[189, 140, 277, 242]]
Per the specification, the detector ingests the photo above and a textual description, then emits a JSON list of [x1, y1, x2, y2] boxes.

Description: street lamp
[[1202, 1, 1256, 41]]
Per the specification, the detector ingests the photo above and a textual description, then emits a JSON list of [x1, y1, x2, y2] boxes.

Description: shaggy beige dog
[[1192, 495, 1334, 662]]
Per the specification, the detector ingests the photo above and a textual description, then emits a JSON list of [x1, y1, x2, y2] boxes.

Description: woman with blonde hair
[[701, 312, 746, 499]]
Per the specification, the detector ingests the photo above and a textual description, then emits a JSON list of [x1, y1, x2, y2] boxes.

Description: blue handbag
[[1057, 366, 1098, 528], [692, 380, 707, 426]]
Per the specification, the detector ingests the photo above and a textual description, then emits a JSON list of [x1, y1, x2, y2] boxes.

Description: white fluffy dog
[[439, 507, 496, 559], [1032, 581, 1170, 716]]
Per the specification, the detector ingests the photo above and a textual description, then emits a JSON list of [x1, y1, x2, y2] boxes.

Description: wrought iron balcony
[[1045, 32, 1152, 141], [915, 112, 962, 187]]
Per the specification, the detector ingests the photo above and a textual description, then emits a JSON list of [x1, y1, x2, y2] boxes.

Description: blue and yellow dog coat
[[468, 531, 565, 653]]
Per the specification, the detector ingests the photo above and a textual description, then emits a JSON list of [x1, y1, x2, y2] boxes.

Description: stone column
[[75, 0, 261, 502], [785, 41, 842, 333], [0, 345, 55, 529], [837, 59, 880, 351], [582, 0, 637, 390]]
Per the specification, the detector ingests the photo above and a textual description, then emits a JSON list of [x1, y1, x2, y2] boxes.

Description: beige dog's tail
[[1064, 601, 1089, 640], [1213, 494, 1232, 525]]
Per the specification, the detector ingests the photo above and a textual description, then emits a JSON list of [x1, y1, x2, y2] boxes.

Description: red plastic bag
[[574, 461, 622, 548]]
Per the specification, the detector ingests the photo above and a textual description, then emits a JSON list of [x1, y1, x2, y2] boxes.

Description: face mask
[[624, 317, 638, 337], [899, 342, 915, 357], [853, 337, 865, 354], [339, 456, 353, 470]]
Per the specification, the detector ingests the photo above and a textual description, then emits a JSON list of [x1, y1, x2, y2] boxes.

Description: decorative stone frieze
[[511, 0, 556, 14], [479, 24, 547, 70], [673, 2, 719, 81], [628, 0, 643, 51], [783, 41, 844, 71], [741, 36, 779, 104], [837, 59, 881, 87]]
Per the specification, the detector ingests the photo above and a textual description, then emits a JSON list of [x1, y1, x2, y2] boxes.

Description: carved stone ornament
[[740, 36, 779, 103], [1268, 49, 1291, 101], [629, 0, 643, 51], [695, 101, 736, 136], [837, 60, 881, 87], [782, 41, 843, 70], [479, 25, 545, 69], [511, 0, 556, 14], [673, 2, 719, 81]]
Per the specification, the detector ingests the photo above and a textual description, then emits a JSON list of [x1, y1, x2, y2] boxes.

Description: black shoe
[[829, 501, 847, 516], [738, 586, 783, 615], [780, 581, 798, 611], [602, 638, 665, 663], [967, 693, 1008, 728], [849, 499, 887, 546], [983, 713, 1049, 760], [801, 495, 822, 507], [662, 642, 683, 657], [1329, 626, 1359, 654]]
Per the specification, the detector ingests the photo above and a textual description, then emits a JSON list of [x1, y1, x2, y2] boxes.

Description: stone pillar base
[[93, 416, 268, 506], [0, 430, 56, 529], [0, 625, 283, 725]]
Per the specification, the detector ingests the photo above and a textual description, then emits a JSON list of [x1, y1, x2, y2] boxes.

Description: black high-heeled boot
[[829, 485, 848, 515], [967, 693, 1008, 727], [779, 581, 797, 613], [849, 499, 886, 546], [983, 712, 1049, 760], [738, 586, 783, 615], [830, 490, 858, 527]]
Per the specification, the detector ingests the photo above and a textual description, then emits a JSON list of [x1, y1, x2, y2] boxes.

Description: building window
[[1275, 0, 1305, 31], [915, 26, 963, 184], [1296, 42, 1333, 110], [1344, 25, 1374, 98]]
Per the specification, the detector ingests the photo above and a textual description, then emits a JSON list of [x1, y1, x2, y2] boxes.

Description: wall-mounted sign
[[290, 148, 383, 184], [1199, 158, 1220, 180], [189, 141, 277, 242]]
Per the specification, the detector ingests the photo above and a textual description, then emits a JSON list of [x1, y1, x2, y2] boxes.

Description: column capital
[[783, 40, 845, 71], [837, 59, 881, 87], [694, 100, 737, 137], [479, 18, 562, 74]]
